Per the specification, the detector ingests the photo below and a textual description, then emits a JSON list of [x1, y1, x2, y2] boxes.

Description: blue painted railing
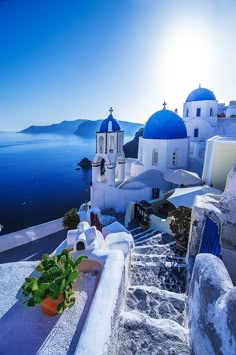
[[199, 216, 221, 257]]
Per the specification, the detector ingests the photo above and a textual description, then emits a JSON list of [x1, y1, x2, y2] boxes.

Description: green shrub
[[62, 208, 79, 230]]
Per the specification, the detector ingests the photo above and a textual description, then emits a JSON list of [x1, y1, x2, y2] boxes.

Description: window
[[173, 149, 178, 166], [99, 136, 104, 153], [100, 158, 106, 175], [186, 108, 189, 117], [194, 128, 199, 138], [109, 136, 114, 152], [210, 107, 213, 116], [196, 107, 201, 117], [198, 149, 204, 158], [152, 149, 158, 165], [108, 121, 113, 131], [152, 188, 160, 199]]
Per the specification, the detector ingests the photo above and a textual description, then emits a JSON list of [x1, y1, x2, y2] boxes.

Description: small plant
[[62, 208, 79, 230], [21, 249, 88, 314], [169, 206, 192, 254]]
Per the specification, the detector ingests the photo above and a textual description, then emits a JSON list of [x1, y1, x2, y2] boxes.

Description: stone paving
[[117, 229, 191, 355]]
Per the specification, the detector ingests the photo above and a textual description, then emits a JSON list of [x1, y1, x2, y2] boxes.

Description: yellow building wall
[[212, 144, 236, 190]]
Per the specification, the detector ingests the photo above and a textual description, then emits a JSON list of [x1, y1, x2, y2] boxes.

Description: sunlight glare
[[160, 25, 214, 84]]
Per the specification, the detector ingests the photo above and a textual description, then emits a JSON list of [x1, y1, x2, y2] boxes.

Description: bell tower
[[92, 108, 125, 187]]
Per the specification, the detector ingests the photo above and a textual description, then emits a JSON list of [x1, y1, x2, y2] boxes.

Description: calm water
[[0, 133, 96, 234], [0, 132, 133, 234]]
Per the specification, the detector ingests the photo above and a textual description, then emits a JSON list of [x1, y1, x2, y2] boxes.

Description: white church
[[90, 86, 236, 212]]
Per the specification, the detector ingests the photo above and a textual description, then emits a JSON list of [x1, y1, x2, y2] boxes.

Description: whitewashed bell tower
[[91, 108, 125, 188]]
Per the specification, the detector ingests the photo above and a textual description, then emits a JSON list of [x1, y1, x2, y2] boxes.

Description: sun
[[155, 21, 215, 91]]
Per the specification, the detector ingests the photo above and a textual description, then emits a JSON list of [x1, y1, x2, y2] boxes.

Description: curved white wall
[[183, 100, 218, 127], [136, 137, 189, 174], [185, 117, 214, 142]]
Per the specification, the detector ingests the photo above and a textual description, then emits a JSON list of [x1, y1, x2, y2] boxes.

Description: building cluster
[[90, 86, 236, 213]]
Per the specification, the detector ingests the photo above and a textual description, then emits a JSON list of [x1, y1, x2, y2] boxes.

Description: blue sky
[[0, 0, 236, 130]]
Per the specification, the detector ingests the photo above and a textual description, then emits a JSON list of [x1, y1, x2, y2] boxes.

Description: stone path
[[117, 229, 191, 355]]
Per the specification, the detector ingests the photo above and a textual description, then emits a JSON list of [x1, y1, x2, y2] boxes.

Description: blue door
[[199, 216, 221, 257]]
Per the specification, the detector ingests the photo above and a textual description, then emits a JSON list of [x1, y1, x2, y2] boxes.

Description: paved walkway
[[0, 230, 67, 264], [118, 229, 191, 355]]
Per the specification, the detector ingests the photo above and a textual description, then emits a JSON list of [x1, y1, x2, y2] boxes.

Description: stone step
[[126, 285, 186, 326], [117, 310, 191, 355], [140, 233, 175, 246], [132, 227, 153, 238], [130, 262, 187, 293], [134, 231, 161, 245], [132, 252, 175, 264], [133, 243, 175, 257]]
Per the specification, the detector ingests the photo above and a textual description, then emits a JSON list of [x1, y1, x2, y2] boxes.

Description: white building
[[90, 106, 190, 212], [90, 88, 236, 214], [226, 101, 236, 118], [183, 86, 217, 163], [132, 106, 189, 176], [202, 136, 236, 190]]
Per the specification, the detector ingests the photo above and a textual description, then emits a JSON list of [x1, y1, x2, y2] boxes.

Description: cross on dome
[[109, 107, 114, 115], [199, 83, 201, 88], [162, 101, 167, 110]]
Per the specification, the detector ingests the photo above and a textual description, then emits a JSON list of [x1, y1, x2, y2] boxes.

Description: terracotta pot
[[41, 294, 64, 316], [140, 223, 149, 231]]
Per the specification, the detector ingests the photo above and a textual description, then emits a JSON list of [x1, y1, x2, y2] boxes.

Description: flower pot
[[41, 294, 64, 316], [140, 223, 149, 231]]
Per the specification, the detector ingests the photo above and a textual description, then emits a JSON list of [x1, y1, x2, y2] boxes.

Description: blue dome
[[186, 87, 216, 102], [143, 109, 187, 140], [99, 114, 121, 132]]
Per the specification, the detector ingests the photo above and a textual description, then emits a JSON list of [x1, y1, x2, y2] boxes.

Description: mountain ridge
[[19, 118, 144, 137]]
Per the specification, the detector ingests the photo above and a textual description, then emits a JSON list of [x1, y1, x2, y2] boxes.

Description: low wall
[[149, 214, 172, 234], [75, 249, 125, 355], [0, 249, 125, 355], [188, 253, 236, 355], [0, 218, 64, 252]]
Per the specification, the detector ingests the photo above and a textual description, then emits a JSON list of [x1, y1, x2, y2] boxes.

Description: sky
[[0, 0, 236, 131]]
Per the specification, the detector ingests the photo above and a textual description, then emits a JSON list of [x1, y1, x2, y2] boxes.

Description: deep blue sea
[[0, 132, 133, 234], [0, 133, 96, 234]]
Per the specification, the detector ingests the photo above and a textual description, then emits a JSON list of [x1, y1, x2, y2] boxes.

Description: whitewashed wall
[[0, 218, 64, 252], [183, 100, 218, 127]]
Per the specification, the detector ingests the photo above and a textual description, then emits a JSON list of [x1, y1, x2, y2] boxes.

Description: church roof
[[120, 169, 172, 191], [186, 87, 216, 102], [143, 109, 187, 140], [99, 108, 121, 132]]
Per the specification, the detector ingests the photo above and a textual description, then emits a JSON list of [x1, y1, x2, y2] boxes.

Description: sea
[[0, 132, 131, 235]]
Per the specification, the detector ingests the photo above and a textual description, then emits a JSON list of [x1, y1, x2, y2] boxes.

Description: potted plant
[[62, 208, 79, 230], [169, 206, 192, 255], [140, 217, 149, 231], [21, 249, 88, 316]]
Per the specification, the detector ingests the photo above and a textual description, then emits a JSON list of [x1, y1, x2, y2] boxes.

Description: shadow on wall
[[188, 253, 236, 355]]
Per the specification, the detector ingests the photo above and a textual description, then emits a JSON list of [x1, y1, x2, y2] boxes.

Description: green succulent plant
[[21, 249, 88, 313]]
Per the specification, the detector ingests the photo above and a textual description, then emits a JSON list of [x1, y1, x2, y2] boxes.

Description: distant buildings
[[90, 88, 236, 213]]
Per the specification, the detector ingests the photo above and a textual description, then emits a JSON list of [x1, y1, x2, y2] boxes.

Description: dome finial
[[199, 83, 201, 88], [109, 107, 114, 115], [162, 101, 167, 110]]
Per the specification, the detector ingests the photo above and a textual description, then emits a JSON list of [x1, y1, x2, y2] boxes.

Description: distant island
[[123, 127, 144, 158], [19, 119, 85, 135], [19, 118, 143, 137]]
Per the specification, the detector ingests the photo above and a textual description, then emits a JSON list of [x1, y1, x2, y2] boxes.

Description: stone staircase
[[117, 229, 191, 355]]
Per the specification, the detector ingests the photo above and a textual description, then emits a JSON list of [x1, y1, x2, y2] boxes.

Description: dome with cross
[[143, 103, 187, 140], [185, 86, 216, 102], [99, 107, 121, 132]]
